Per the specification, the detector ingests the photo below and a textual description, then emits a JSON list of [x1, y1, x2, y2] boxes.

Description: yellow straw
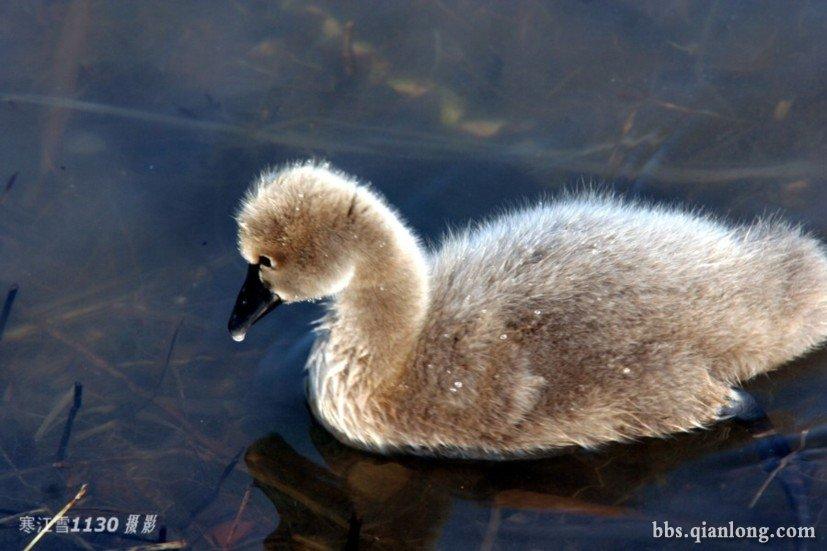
[[23, 484, 88, 551]]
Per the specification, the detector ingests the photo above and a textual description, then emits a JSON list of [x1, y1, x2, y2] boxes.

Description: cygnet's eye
[[259, 256, 273, 268]]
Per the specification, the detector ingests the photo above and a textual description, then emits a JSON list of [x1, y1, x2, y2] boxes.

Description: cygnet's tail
[[739, 222, 827, 375]]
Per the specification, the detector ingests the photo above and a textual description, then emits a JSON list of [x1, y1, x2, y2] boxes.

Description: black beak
[[228, 263, 282, 342]]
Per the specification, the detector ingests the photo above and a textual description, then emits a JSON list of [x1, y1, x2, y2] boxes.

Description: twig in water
[[132, 318, 183, 417], [0, 508, 48, 525], [55, 382, 83, 462], [186, 447, 244, 525], [341, 21, 355, 77], [0, 283, 19, 343], [222, 483, 253, 550], [105, 541, 186, 551], [0, 92, 373, 154], [22, 484, 87, 551], [35, 382, 77, 441], [0, 171, 18, 205], [749, 454, 792, 508], [749, 429, 810, 509], [71, 420, 117, 444], [0, 441, 36, 491], [4, 171, 17, 192], [480, 507, 501, 551]]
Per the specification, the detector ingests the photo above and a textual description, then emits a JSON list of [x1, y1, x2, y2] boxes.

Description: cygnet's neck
[[329, 203, 429, 383]]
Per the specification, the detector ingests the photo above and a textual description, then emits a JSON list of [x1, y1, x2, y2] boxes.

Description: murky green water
[[0, 1, 825, 549]]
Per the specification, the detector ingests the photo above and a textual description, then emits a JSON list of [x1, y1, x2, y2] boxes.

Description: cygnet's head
[[227, 162, 365, 341]]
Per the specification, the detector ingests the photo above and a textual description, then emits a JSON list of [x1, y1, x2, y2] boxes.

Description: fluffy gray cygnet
[[228, 161, 827, 459]]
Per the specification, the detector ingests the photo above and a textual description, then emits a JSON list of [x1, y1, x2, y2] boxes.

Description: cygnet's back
[[402, 195, 827, 455]]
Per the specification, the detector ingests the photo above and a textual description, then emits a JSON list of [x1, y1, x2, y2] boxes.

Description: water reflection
[[246, 416, 823, 549]]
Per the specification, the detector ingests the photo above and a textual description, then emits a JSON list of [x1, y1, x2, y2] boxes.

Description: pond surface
[[0, 1, 825, 549]]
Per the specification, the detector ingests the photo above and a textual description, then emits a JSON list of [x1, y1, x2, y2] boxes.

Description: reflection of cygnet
[[228, 161, 827, 459]]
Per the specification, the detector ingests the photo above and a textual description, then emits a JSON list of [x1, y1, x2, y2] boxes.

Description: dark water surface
[[1, 1, 825, 549]]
